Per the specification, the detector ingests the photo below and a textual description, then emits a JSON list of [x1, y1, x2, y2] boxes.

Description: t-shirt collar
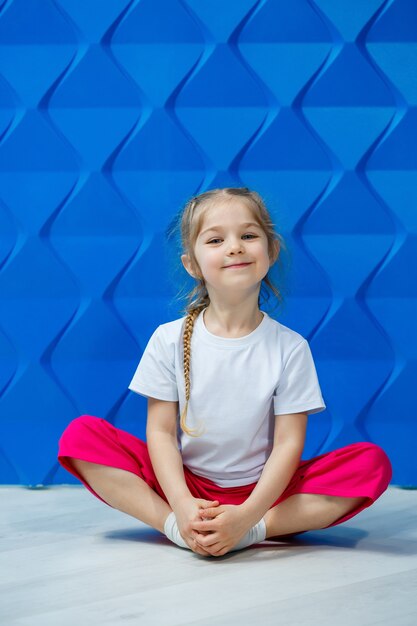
[[193, 306, 270, 348]]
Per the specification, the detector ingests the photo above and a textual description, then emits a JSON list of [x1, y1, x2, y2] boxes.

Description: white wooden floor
[[1, 485, 416, 625]]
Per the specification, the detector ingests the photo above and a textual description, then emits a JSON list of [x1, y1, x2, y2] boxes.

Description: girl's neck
[[203, 304, 264, 338]]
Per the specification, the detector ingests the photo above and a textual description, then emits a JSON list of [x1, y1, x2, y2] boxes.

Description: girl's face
[[181, 198, 276, 296]]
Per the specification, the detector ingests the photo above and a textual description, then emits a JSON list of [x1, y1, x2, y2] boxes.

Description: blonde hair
[[168, 187, 288, 437]]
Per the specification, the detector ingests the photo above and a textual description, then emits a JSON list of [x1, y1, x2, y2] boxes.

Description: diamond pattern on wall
[[0, 0, 415, 485]]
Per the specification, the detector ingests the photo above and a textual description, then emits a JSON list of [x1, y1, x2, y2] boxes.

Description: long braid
[[179, 305, 206, 436]]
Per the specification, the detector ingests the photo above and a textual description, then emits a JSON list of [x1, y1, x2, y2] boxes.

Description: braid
[[179, 305, 206, 437]]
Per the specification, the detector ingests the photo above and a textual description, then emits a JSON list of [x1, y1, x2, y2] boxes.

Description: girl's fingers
[[194, 545, 211, 556], [187, 537, 211, 556], [198, 538, 228, 556], [194, 531, 219, 548], [200, 500, 219, 509], [192, 519, 217, 532], [199, 507, 221, 518], [212, 547, 228, 557], [202, 542, 225, 557], [194, 542, 216, 557], [196, 502, 220, 525]]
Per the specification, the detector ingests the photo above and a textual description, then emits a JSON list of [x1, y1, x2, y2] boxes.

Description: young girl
[[58, 187, 392, 558]]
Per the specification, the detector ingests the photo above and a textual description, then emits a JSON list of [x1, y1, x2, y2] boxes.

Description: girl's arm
[[239, 411, 308, 527], [146, 396, 219, 555], [146, 397, 193, 507]]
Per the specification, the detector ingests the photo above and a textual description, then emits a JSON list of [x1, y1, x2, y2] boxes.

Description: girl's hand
[[172, 496, 220, 556], [190, 504, 253, 557]]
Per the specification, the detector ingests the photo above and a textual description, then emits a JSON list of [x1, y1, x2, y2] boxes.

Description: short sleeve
[[273, 339, 326, 415], [128, 326, 179, 402]]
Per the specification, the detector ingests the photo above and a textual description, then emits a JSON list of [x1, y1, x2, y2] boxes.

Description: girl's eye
[[207, 234, 258, 244]]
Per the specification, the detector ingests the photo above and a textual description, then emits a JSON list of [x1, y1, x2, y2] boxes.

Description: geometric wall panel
[[0, 0, 415, 485]]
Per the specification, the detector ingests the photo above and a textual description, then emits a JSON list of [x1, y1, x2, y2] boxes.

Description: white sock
[[230, 517, 267, 551], [163, 512, 267, 552], [163, 511, 190, 550]]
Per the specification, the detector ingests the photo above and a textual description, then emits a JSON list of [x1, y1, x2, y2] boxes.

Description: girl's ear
[[181, 253, 198, 279]]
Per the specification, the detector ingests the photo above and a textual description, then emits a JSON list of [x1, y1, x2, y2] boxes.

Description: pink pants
[[58, 415, 392, 529]]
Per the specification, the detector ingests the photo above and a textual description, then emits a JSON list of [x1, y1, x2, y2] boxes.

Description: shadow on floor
[[103, 525, 368, 546], [102, 525, 369, 557], [103, 526, 171, 546], [102, 519, 417, 562]]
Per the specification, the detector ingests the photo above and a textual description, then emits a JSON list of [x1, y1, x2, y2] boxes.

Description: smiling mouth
[[224, 263, 252, 268]]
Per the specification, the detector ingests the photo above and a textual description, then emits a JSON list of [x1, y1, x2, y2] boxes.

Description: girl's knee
[[361, 441, 391, 466], [359, 442, 393, 488], [59, 414, 103, 447]]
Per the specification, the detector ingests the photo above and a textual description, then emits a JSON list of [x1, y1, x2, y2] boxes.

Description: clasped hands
[[174, 497, 253, 557]]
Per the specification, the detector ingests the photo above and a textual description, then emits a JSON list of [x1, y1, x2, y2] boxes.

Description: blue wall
[[0, 0, 415, 486]]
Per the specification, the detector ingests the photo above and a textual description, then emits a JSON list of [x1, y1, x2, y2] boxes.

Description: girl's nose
[[228, 239, 244, 253]]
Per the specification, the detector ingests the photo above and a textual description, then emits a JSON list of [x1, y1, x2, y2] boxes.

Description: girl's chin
[[206, 282, 263, 295]]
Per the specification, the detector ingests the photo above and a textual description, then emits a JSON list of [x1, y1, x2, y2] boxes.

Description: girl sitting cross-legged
[[58, 187, 392, 557]]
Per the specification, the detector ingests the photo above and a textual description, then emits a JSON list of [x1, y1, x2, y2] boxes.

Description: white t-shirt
[[128, 308, 326, 487]]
